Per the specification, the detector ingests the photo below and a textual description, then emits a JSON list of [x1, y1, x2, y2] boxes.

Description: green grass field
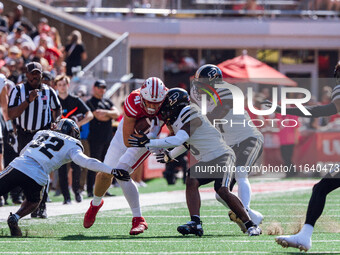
[[0, 179, 339, 254]]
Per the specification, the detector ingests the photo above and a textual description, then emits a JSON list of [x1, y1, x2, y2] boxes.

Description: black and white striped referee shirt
[[8, 82, 61, 131]]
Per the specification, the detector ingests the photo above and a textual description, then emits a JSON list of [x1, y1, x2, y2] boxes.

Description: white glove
[[147, 117, 161, 139]]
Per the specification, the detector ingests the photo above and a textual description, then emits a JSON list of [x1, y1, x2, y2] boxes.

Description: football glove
[[111, 168, 130, 181], [128, 134, 150, 147], [156, 150, 178, 163], [147, 117, 161, 139]]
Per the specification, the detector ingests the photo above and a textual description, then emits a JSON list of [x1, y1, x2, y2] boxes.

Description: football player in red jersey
[[84, 77, 168, 235]]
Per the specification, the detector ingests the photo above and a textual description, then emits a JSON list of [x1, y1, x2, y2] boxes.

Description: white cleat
[[247, 208, 264, 226], [228, 210, 247, 233], [275, 234, 311, 252], [247, 226, 262, 236]]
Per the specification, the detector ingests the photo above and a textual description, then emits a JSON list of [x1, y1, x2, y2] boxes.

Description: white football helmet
[[140, 77, 168, 115]]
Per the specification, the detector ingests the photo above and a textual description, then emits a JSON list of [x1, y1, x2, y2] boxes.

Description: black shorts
[[231, 137, 263, 169], [0, 166, 43, 202], [188, 154, 235, 192]]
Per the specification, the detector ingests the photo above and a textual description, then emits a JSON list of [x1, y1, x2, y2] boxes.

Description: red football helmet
[[140, 77, 168, 115]]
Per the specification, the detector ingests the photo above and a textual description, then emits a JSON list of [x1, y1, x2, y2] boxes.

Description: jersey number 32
[[29, 134, 64, 159]]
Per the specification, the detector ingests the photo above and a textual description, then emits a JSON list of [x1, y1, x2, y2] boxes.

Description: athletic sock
[[298, 224, 314, 238], [244, 220, 255, 229], [191, 215, 201, 224], [92, 195, 103, 206]]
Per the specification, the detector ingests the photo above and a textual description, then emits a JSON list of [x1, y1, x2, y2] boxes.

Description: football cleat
[[83, 200, 104, 228], [247, 225, 262, 236], [275, 234, 311, 252], [228, 210, 247, 233], [247, 208, 264, 226], [7, 213, 22, 237], [130, 217, 148, 235], [177, 221, 204, 237]]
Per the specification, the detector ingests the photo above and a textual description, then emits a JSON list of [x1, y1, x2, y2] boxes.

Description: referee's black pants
[[58, 162, 81, 201]]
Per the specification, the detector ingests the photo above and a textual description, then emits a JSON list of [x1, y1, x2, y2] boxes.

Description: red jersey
[[124, 89, 164, 120]]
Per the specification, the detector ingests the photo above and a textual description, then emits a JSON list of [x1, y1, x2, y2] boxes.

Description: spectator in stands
[[86, 80, 119, 197], [42, 70, 55, 88], [11, 5, 35, 33], [55, 74, 93, 204], [49, 27, 63, 50], [0, 2, 8, 32], [38, 34, 63, 71], [64, 30, 87, 77], [33, 46, 50, 71], [30, 17, 48, 40], [33, 24, 53, 48], [20, 42, 33, 64], [7, 26, 35, 51], [5, 46, 21, 65], [0, 45, 6, 69]]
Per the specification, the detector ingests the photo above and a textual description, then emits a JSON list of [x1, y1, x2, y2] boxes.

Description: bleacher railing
[[51, 0, 340, 18]]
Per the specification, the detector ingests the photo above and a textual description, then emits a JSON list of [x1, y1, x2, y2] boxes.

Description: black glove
[[260, 100, 281, 113], [128, 134, 150, 147], [156, 150, 172, 163], [111, 168, 130, 181], [8, 131, 16, 146]]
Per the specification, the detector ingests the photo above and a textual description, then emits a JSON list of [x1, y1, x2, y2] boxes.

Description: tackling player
[[129, 88, 262, 237], [265, 62, 340, 251], [0, 119, 129, 237], [83, 77, 168, 235], [190, 64, 264, 231]]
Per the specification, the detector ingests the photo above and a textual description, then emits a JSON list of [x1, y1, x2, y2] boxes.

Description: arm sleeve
[[146, 129, 190, 148], [169, 144, 188, 159], [69, 148, 112, 174], [284, 103, 338, 118]]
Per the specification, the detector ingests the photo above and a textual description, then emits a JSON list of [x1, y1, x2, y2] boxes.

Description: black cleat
[[37, 207, 47, 219], [31, 209, 38, 218], [7, 213, 22, 237], [177, 221, 204, 237], [75, 193, 83, 203]]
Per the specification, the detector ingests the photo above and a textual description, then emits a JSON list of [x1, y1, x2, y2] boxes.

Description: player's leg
[[84, 137, 121, 228], [116, 147, 150, 235], [5, 167, 43, 236], [177, 168, 203, 237], [276, 171, 340, 251], [233, 138, 263, 225], [215, 154, 261, 236]]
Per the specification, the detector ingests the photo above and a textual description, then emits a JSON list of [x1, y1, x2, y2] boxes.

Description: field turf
[[0, 178, 339, 254]]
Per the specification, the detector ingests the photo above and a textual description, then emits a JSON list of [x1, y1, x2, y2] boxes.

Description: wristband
[[25, 96, 30, 104]]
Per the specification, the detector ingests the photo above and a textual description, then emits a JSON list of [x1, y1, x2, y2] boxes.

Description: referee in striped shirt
[[8, 62, 61, 152]]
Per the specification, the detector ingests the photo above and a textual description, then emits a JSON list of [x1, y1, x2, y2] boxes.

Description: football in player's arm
[[129, 88, 262, 237], [0, 119, 129, 237]]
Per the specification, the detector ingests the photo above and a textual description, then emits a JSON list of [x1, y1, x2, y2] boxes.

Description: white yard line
[[0, 180, 318, 222]]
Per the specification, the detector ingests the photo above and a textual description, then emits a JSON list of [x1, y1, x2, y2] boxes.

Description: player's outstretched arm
[[70, 150, 130, 181], [262, 100, 339, 118]]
